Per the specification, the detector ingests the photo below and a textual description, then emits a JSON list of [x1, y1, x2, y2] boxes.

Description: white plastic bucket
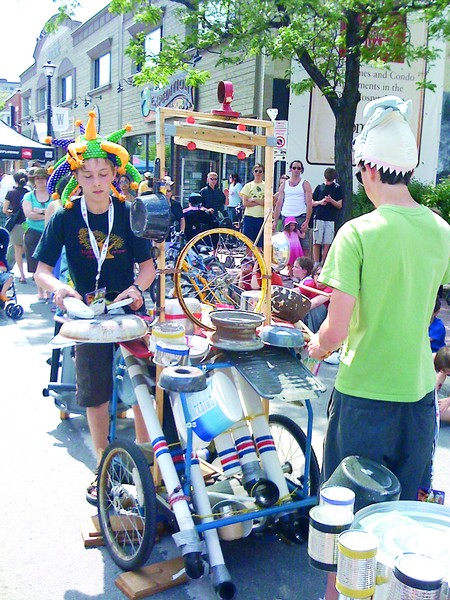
[[170, 371, 243, 447], [165, 298, 202, 335]]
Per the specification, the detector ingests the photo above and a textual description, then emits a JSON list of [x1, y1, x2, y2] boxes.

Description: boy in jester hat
[[35, 112, 155, 505]]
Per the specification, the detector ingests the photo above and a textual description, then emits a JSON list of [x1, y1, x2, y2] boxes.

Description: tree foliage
[[52, 0, 450, 222]]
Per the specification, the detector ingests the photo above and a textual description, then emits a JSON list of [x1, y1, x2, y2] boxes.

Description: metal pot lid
[[260, 325, 304, 348]]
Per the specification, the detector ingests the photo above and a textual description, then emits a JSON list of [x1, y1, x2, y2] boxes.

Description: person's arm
[[179, 216, 185, 234], [45, 200, 59, 224], [325, 194, 343, 209], [2, 198, 10, 215], [438, 396, 450, 415], [302, 180, 313, 232], [273, 180, 286, 227], [22, 198, 46, 222], [308, 288, 356, 358]]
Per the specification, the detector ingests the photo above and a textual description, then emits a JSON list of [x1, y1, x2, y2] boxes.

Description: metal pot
[[130, 193, 171, 242], [210, 310, 265, 351]]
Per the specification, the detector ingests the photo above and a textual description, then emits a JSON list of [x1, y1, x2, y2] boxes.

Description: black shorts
[[322, 388, 436, 500], [75, 343, 114, 407]]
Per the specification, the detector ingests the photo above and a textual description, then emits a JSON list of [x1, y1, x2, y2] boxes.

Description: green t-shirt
[[241, 180, 265, 218], [320, 204, 450, 403]]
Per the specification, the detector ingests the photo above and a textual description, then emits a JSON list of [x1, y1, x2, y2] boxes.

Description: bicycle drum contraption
[[130, 193, 171, 242]]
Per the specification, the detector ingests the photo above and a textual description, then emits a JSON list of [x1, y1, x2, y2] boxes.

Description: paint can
[[388, 553, 444, 599], [336, 529, 378, 598], [320, 486, 355, 513], [308, 505, 354, 572]]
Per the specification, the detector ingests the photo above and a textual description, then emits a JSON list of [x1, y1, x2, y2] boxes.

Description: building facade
[[19, 4, 289, 203]]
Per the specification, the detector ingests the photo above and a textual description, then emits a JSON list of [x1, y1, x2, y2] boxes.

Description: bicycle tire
[[97, 438, 157, 571], [268, 414, 320, 498], [173, 228, 268, 331]]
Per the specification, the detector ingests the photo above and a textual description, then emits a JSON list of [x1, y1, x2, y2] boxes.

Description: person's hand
[[300, 221, 308, 232], [54, 286, 83, 310], [438, 396, 450, 415], [115, 285, 144, 312], [307, 334, 331, 360]]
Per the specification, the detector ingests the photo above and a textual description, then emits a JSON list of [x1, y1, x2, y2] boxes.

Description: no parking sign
[[274, 120, 288, 161]]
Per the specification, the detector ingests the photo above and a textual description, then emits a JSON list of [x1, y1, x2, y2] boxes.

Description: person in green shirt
[[309, 97, 450, 490], [309, 95, 450, 600]]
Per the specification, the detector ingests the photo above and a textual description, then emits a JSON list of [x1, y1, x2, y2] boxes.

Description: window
[[23, 96, 31, 117], [94, 52, 111, 88], [144, 28, 162, 66], [37, 88, 46, 111], [61, 74, 73, 102]]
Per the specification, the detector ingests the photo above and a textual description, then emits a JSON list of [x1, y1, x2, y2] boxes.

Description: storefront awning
[[0, 119, 54, 162]]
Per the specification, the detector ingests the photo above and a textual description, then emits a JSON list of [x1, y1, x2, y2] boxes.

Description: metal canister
[[336, 529, 378, 598], [308, 505, 354, 572], [388, 553, 444, 599], [320, 485, 355, 513]]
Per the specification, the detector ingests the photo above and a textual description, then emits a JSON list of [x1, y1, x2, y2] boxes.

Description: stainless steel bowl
[[272, 232, 290, 272]]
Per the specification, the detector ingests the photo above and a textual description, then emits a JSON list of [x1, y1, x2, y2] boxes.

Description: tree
[[53, 0, 450, 223]]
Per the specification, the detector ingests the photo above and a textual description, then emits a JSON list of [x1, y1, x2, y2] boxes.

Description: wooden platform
[[115, 557, 188, 599]]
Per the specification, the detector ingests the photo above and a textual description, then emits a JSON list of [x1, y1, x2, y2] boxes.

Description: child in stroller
[[0, 227, 24, 318]]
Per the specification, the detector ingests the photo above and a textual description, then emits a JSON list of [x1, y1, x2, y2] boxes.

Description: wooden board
[[82, 515, 169, 548], [115, 556, 188, 599]]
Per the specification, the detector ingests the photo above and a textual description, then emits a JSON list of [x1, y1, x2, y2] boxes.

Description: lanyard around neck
[[80, 196, 114, 290]]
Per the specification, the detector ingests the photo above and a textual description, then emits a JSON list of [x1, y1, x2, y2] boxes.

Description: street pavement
[[1, 274, 449, 600]]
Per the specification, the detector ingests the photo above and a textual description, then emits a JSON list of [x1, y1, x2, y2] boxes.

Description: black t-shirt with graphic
[[34, 196, 151, 297], [312, 182, 343, 222]]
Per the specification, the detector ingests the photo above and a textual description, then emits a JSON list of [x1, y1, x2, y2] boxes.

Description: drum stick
[[298, 284, 331, 298], [296, 320, 315, 339]]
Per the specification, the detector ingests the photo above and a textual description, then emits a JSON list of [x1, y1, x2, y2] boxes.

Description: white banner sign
[[52, 107, 69, 132]]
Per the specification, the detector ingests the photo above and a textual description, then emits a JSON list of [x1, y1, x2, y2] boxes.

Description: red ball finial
[[186, 116, 196, 124], [237, 124, 246, 131], [187, 141, 197, 151], [237, 151, 246, 160]]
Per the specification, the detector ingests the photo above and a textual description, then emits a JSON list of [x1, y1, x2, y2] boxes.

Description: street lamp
[[43, 60, 56, 138]]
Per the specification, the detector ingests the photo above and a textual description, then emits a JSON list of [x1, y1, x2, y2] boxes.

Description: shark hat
[[353, 96, 418, 174]]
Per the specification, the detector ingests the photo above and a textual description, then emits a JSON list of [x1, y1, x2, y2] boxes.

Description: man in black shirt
[[199, 172, 227, 219], [311, 167, 343, 265]]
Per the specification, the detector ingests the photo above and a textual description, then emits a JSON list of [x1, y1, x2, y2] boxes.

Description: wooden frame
[[152, 107, 276, 481]]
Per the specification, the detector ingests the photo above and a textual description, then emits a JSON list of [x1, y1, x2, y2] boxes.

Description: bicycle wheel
[[97, 438, 157, 571], [173, 228, 268, 331], [269, 414, 320, 498]]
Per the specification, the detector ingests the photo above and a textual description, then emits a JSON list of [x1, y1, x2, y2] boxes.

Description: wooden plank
[[174, 136, 254, 157], [169, 121, 276, 147], [158, 106, 273, 128], [115, 557, 188, 599]]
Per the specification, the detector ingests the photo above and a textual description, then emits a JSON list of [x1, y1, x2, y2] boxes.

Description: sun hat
[[284, 216, 297, 227], [144, 171, 152, 178], [353, 95, 418, 174], [163, 175, 174, 186], [33, 167, 49, 179], [44, 111, 141, 207]]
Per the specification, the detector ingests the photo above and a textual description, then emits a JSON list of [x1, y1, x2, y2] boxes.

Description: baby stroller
[[0, 228, 24, 320]]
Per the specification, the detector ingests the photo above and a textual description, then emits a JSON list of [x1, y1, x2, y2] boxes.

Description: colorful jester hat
[[45, 111, 142, 208]]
